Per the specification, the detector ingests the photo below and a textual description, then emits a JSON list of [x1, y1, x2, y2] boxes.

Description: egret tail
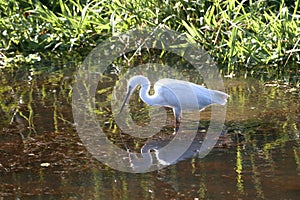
[[210, 90, 229, 105]]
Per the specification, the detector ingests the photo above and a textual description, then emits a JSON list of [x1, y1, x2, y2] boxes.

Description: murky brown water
[[0, 63, 299, 199]]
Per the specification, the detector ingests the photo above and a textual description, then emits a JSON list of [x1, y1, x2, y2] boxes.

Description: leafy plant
[[0, 0, 299, 78]]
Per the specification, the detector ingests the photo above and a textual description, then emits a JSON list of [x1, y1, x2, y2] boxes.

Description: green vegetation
[[0, 0, 299, 78]]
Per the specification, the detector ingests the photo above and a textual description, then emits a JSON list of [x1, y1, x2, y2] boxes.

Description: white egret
[[119, 75, 229, 125]]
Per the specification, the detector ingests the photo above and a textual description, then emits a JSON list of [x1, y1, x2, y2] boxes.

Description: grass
[[0, 0, 299, 80]]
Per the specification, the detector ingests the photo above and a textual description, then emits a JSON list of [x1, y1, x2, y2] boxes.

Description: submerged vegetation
[[0, 0, 299, 79]]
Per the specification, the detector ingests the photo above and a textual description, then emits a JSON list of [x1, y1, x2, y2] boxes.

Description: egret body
[[119, 75, 229, 123]]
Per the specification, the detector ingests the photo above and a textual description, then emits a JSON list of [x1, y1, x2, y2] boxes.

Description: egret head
[[119, 75, 150, 113]]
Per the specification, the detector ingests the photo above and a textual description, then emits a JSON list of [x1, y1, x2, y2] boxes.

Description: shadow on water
[[0, 59, 299, 199]]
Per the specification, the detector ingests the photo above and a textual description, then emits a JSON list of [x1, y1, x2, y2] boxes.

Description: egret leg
[[173, 107, 182, 132], [175, 119, 181, 132]]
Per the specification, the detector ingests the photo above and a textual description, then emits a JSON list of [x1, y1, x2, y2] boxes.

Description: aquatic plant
[[0, 0, 299, 78]]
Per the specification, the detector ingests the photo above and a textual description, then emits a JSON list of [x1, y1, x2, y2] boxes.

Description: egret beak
[[119, 87, 132, 114]]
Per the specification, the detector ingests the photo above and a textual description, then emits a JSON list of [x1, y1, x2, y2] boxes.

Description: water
[[0, 63, 299, 199]]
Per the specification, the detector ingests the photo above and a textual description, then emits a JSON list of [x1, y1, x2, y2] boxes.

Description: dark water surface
[[0, 64, 299, 199]]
